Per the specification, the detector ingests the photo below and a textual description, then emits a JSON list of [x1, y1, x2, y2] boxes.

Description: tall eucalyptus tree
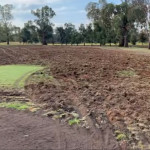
[[0, 4, 13, 45], [32, 6, 55, 45]]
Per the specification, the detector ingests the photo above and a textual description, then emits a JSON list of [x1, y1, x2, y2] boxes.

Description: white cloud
[[77, 10, 86, 14], [12, 18, 25, 27], [0, 0, 64, 6], [12, 9, 31, 15], [54, 6, 68, 13]]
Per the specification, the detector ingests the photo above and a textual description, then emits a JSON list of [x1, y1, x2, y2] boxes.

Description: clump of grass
[[117, 70, 136, 77], [69, 118, 80, 126], [138, 141, 144, 150], [115, 130, 127, 141], [0, 101, 30, 110], [116, 133, 127, 141]]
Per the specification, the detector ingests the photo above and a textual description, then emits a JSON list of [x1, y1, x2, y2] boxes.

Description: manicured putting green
[[0, 65, 44, 88]]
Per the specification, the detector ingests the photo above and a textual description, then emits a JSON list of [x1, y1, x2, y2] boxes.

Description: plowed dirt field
[[1, 45, 150, 149]]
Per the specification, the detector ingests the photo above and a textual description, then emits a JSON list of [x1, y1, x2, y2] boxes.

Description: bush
[[139, 31, 148, 45], [130, 33, 137, 45]]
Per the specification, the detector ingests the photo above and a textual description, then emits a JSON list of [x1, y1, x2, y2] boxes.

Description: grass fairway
[[0, 65, 44, 88]]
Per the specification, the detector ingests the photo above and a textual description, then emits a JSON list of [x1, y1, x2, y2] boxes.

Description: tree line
[[0, 0, 150, 47]]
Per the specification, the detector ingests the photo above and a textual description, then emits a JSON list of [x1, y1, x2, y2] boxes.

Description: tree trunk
[[43, 40, 47, 45], [124, 35, 128, 47], [42, 33, 47, 45], [84, 38, 86, 46], [124, 31, 129, 47], [149, 37, 150, 49], [119, 37, 124, 47], [7, 33, 9, 45]]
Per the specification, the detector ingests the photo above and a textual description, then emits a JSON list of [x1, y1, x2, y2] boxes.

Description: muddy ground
[[1, 45, 150, 149], [1, 108, 116, 150]]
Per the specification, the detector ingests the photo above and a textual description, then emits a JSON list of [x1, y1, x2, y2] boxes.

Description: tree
[[12, 26, 21, 43], [86, 0, 148, 47], [101, 3, 115, 46], [130, 29, 138, 45], [94, 22, 107, 46], [21, 21, 39, 43], [0, 24, 6, 42], [32, 6, 55, 45], [130, 33, 137, 45], [56, 27, 65, 45], [71, 29, 82, 46], [21, 27, 31, 43], [25, 21, 39, 43], [86, 23, 94, 45], [64, 23, 75, 45], [0, 4, 13, 45], [79, 24, 87, 46], [115, 0, 147, 47], [139, 31, 148, 45], [145, 1, 150, 49]]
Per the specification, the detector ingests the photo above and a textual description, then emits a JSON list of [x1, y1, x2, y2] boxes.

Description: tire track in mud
[[13, 67, 45, 89], [13, 70, 36, 89]]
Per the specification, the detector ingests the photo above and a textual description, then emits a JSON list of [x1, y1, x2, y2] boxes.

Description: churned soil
[[1, 45, 150, 149]]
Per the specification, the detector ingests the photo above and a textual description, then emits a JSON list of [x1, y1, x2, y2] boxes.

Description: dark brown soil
[[0, 108, 119, 150], [1, 45, 150, 149]]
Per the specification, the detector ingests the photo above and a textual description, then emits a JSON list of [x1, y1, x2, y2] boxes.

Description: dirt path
[[0, 108, 119, 150]]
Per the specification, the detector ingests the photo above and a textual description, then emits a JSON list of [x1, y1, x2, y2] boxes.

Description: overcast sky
[[0, 0, 121, 28]]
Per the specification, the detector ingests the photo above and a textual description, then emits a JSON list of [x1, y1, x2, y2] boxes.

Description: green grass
[[116, 133, 127, 141], [0, 42, 41, 45], [68, 118, 80, 126], [117, 70, 137, 77], [115, 130, 127, 141], [0, 42, 148, 47], [0, 65, 44, 88], [0, 101, 30, 110], [0, 101, 40, 111]]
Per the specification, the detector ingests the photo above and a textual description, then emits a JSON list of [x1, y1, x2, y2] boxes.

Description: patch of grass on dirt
[[115, 130, 127, 141], [0, 101, 30, 110], [117, 70, 136, 77], [116, 133, 127, 141], [69, 118, 80, 126], [0, 65, 44, 88], [0, 101, 40, 111]]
